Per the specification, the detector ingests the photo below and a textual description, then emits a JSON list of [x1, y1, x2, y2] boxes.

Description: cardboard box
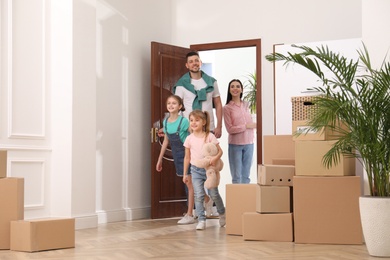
[[256, 185, 291, 213], [293, 176, 363, 244], [263, 135, 295, 165], [242, 212, 293, 242], [0, 177, 24, 249], [291, 96, 348, 141], [271, 158, 295, 166], [295, 140, 355, 176], [0, 150, 7, 178], [257, 164, 295, 186], [10, 218, 75, 252], [292, 120, 347, 141], [291, 96, 319, 121], [226, 184, 257, 235]]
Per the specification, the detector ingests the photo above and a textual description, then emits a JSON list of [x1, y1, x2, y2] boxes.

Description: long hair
[[189, 110, 210, 141], [225, 79, 243, 105], [166, 94, 185, 112]]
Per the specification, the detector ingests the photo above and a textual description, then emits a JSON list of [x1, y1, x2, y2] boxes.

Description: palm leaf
[[243, 72, 257, 114]]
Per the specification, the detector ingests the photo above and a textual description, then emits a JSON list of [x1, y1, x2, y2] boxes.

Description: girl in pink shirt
[[223, 79, 256, 183], [183, 110, 226, 230]]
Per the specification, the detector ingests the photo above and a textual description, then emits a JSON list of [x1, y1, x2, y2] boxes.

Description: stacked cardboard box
[[295, 140, 355, 176], [0, 151, 75, 252], [241, 135, 295, 242], [263, 135, 295, 165], [0, 152, 24, 249], [242, 212, 293, 242], [0, 151, 7, 178], [294, 176, 362, 244], [226, 184, 257, 236], [256, 166, 293, 214], [226, 135, 295, 240], [0, 177, 24, 249], [292, 96, 355, 177], [291, 95, 363, 244], [10, 218, 75, 252], [225, 181, 293, 242], [291, 96, 349, 142], [226, 96, 364, 244]]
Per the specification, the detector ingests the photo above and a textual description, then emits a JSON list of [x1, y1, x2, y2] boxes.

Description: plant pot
[[359, 196, 390, 257]]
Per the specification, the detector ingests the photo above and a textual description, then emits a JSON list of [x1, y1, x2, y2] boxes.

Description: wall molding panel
[[9, 158, 46, 209], [7, 0, 46, 139], [0, 144, 50, 151]]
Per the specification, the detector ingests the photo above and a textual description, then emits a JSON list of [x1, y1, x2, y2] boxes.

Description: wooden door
[[150, 42, 192, 219]]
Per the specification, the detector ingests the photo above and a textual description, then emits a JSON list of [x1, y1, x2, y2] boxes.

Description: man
[[173, 51, 223, 138], [173, 51, 223, 218]]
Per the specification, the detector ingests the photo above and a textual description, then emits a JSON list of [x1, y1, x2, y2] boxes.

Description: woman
[[223, 79, 256, 184]]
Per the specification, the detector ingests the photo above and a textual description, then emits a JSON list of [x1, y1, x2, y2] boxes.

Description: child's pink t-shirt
[[183, 133, 219, 165]]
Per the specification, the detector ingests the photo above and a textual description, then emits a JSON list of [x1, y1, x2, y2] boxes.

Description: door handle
[[150, 127, 159, 143], [150, 127, 154, 143]]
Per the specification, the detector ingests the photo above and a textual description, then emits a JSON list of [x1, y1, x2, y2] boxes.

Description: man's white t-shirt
[[174, 78, 220, 131]]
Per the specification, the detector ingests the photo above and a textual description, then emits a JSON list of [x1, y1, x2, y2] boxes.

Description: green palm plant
[[243, 72, 257, 114], [266, 44, 390, 197]]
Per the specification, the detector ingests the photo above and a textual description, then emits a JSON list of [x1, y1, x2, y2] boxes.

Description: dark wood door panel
[[151, 42, 191, 219]]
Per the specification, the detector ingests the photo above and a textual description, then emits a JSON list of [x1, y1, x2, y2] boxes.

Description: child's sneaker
[[177, 214, 195, 225], [204, 199, 213, 217], [211, 206, 219, 217], [196, 221, 206, 230], [219, 213, 226, 227]]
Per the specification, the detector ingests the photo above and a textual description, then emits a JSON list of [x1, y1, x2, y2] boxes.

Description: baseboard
[[74, 214, 98, 230], [74, 207, 151, 229], [125, 206, 151, 220], [96, 209, 127, 224]]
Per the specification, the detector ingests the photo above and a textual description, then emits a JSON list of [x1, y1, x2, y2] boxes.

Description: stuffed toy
[[192, 143, 223, 189]]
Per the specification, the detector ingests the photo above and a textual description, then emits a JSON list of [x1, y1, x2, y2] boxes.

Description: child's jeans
[[190, 165, 225, 222]]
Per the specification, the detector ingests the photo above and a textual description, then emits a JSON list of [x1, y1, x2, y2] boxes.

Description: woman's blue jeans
[[191, 165, 225, 222], [228, 143, 254, 184]]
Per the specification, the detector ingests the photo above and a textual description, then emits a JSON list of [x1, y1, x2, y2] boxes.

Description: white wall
[[362, 0, 390, 67], [94, 0, 173, 222], [95, 0, 129, 223], [125, 0, 173, 219], [50, 0, 74, 220], [71, 0, 97, 226], [49, 0, 98, 229]]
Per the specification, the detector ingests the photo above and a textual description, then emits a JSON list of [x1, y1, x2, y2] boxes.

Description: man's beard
[[190, 67, 200, 73]]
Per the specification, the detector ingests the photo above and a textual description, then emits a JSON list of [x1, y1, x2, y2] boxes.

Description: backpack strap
[[176, 116, 184, 134], [163, 117, 168, 133]]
